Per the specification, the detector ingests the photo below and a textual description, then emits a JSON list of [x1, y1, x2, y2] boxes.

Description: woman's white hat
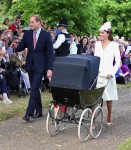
[[99, 21, 111, 31]]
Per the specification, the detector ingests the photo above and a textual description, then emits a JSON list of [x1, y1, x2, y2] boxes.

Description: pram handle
[[89, 74, 99, 90], [89, 75, 111, 90]]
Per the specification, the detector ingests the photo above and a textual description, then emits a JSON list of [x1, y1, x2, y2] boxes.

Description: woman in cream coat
[[94, 22, 121, 125]]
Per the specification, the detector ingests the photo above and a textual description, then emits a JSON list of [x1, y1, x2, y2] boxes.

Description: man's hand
[[47, 70, 52, 80]]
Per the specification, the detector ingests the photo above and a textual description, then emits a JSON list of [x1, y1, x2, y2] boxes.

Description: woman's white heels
[[107, 122, 113, 126]]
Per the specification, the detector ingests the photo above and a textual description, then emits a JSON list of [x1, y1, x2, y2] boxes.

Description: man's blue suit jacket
[[15, 29, 54, 73]]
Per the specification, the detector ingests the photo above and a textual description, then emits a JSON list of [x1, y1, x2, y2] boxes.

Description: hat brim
[[57, 24, 68, 27]]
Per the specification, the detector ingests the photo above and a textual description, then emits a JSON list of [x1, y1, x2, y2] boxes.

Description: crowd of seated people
[[115, 38, 131, 84], [10, 50, 31, 92], [0, 45, 13, 104], [115, 61, 130, 84], [0, 16, 30, 104]]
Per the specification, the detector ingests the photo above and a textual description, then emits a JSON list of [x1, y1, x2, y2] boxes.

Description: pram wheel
[[46, 104, 67, 136], [46, 104, 60, 136], [78, 108, 92, 141], [90, 106, 103, 138]]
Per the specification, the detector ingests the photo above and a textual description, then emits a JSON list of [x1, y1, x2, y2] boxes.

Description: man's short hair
[[31, 14, 42, 23]]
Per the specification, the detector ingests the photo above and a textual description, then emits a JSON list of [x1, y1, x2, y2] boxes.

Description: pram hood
[[50, 54, 100, 90]]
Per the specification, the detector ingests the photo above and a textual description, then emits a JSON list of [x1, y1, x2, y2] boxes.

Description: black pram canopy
[[50, 54, 100, 90]]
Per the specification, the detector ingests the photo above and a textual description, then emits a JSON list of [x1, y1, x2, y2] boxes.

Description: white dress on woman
[[94, 41, 121, 101]]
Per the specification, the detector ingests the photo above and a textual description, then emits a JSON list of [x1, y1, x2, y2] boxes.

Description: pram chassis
[[46, 76, 107, 142]]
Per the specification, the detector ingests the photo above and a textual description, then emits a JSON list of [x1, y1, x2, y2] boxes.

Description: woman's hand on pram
[[106, 74, 113, 80]]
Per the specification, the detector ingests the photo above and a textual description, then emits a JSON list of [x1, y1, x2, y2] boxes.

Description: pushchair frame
[[46, 75, 108, 142], [46, 54, 107, 141]]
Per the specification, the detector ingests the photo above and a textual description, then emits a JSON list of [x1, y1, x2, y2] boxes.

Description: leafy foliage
[[97, 0, 131, 38], [0, 0, 130, 38], [0, 0, 13, 14], [6, 0, 102, 35], [116, 138, 131, 150]]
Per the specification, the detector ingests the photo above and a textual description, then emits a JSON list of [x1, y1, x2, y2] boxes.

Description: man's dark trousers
[[26, 62, 44, 116]]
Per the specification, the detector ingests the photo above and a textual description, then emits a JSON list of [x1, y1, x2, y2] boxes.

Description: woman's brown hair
[[3, 18, 9, 25], [107, 29, 113, 41]]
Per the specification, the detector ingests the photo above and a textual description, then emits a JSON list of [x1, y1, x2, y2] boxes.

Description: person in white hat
[[94, 22, 121, 125]]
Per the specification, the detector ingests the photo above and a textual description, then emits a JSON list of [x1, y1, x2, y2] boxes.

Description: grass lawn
[[0, 91, 52, 121], [116, 138, 131, 150], [117, 81, 131, 89]]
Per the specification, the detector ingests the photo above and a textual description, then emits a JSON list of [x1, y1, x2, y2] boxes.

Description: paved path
[[0, 88, 131, 150]]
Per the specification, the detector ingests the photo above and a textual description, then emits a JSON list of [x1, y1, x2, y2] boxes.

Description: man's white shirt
[[35, 28, 41, 42], [53, 30, 68, 49]]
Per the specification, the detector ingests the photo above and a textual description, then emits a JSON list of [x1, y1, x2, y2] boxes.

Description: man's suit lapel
[[29, 30, 34, 51]]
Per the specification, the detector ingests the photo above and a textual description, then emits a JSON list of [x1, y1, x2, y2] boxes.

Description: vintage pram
[[46, 54, 108, 142]]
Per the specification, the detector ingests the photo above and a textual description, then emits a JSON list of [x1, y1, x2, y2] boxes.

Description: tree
[[0, 0, 13, 14], [7, 0, 102, 35], [97, 0, 131, 38], [2, 0, 130, 38]]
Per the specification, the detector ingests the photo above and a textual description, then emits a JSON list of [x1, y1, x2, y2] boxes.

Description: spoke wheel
[[90, 106, 103, 138], [56, 106, 67, 132], [78, 108, 92, 141], [46, 105, 67, 136], [46, 105, 59, 136]]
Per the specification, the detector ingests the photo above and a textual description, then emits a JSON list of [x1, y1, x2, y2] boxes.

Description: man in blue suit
[[12, 14, 54, 121]]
